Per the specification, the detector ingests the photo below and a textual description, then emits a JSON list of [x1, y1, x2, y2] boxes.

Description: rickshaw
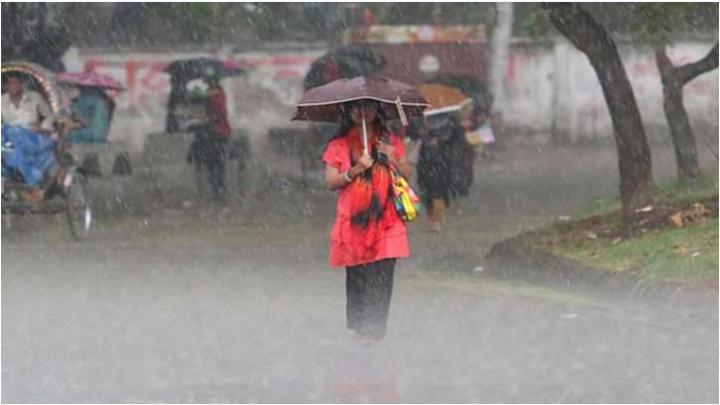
[[54, 70, 130, 176], [2, 61, 92, 240]]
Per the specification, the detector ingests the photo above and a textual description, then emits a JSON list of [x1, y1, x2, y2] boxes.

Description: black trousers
[[190, 131, 228, 198], [345, 259, 396, 338]]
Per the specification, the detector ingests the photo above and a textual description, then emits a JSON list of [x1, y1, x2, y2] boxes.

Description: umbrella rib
[[297, 96, 429, 107], [423, 99, 474, 116]]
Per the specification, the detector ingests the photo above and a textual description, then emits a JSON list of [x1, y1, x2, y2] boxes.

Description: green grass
[[571, 196, 621, 220], [654, 168, 719, 203], [530, 168, 719, 288], [562, 217, 718, 284], [572, 168, 718, 220]]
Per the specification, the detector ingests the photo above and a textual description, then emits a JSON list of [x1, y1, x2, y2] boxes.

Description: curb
[[485, 235, 718, 308]]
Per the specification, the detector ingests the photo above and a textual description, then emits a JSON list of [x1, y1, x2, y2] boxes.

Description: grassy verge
[[572, 168, 719, 220], [526, 168, 718, 289]]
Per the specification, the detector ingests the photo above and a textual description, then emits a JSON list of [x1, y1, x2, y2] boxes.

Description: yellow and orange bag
[[391, 170, 422, 222]]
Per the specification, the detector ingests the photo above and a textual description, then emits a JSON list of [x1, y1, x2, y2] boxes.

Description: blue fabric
[[1, 124, 57, 188], [65, 92, 111, 143]]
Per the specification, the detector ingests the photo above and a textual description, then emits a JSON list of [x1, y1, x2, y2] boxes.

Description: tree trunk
[[541, 3, 653, 221], [655, 46, 699, 183], [655, 43, 718, 185], [490, 2, 514, 135]]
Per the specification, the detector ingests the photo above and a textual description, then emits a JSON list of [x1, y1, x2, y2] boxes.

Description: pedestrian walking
[[412, 114, 473, 232], [413, 84, 475, 232], [322, 100, 412, 340], [293, 76, 428, 340], [189, 68, 231, 201]]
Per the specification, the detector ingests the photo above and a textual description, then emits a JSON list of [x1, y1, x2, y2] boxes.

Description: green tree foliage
[[514, 3, 554, 38], [1, 3, 71, 70], [7, 3, 505, 49], [6, 3, 716, 49], [522, 3, 718, 43]]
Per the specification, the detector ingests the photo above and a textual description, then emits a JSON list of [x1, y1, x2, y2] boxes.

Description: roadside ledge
[[485, 234, 718, 306]]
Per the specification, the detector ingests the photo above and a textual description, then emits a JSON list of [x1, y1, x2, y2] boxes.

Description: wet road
[[2, 145, 718, 403]]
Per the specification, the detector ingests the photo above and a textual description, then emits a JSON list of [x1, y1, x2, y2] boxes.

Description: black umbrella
[[163, 57, 244, 81], [303, 45, 385, 90]]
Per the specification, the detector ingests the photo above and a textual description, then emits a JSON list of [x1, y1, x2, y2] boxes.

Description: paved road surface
[[3, 145, 717, 403]]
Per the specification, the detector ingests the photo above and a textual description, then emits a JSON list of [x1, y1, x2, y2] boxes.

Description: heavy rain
[[1, 3, 718, 403]]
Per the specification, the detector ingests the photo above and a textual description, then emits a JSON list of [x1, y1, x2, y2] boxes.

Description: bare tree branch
[[677, 42, 719, 85]]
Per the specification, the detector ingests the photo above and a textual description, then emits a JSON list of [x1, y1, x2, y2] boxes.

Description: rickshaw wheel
[[65, 170, 92, 240]]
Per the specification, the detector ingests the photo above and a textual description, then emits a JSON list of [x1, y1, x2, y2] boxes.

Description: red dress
[[322, 129, 410, 268]]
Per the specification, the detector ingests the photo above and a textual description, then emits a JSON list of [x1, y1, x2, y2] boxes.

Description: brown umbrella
[[292, 76, 429, 124], [293, 76, 429, 154], [417, 84, 473, 116]]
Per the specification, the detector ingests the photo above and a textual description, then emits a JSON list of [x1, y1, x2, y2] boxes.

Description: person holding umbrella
[[202, 67, 231, 200], [413, 84, 475, 233], [163, 58, 243, 201], [294, 76, 428, 341], [186, 66, 232, 201]]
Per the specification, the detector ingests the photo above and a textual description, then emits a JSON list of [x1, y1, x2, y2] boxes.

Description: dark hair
[[328, 100, 391, 143], [324, 100, 395, 167], [2, 72, 23, 83]]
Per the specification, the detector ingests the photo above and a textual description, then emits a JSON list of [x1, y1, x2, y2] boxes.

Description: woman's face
[[348, 102, 378, 125]]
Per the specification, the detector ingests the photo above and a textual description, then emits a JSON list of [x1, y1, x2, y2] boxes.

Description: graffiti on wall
[[82, 52, 323, 122], [77, 41, 717, 143]]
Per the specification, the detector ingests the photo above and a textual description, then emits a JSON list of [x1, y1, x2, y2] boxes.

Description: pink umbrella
[[55, 71, 125, 91]]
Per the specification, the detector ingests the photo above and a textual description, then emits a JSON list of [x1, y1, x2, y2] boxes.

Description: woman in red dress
[[322, 100, 411, 340]]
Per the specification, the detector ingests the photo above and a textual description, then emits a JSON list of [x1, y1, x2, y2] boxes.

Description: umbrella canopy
[[293, 76, 429, 123], [417, 84, 473, 116], [303, 45, 386, 90], [163, 57, 244, 81], [55, 71, 125, 91]]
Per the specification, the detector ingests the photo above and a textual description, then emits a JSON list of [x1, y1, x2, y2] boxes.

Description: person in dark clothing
[[190, 69, 231, 200], [411, 113, 473, 232], [165, 76, 184, 133], [345, 259, 396, 339]]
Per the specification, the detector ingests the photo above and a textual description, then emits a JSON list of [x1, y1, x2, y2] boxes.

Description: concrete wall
[[63, 37, 719, 151], [501, 39, 719, 144], [63, 48, 325, 152]]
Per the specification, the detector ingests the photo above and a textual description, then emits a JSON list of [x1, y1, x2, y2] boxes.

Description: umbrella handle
[[395, 97, 409, 127], [361, 111, 368, 155]]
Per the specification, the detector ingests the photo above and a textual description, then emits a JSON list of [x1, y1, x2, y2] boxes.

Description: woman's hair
[[328, 100, 391, 144]]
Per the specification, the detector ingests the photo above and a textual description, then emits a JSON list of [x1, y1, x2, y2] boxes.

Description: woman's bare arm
[[325, 153, 374, 191], [325, 165, 347, 191]]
